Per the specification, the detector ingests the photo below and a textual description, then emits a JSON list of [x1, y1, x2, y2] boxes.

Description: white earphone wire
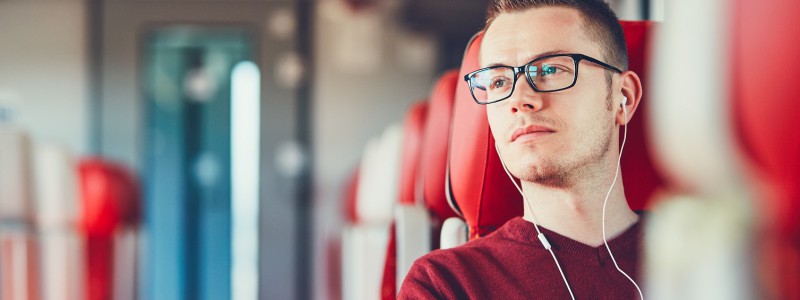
[[493, 97, 643, 300], [495, 143, 576, 300], [601, 100, 644, 300]]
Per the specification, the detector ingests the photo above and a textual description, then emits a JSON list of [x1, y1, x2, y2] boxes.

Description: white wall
[[313, 0, 438, 189], [0, 1, 89, 155]]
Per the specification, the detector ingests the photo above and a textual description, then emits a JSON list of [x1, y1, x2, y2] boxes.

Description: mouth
[[510, 125, 555, 142]]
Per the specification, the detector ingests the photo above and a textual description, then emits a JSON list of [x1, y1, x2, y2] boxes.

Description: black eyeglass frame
[[463, 53, 624, 105]]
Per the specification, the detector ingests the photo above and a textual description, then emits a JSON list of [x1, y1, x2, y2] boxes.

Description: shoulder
[[398, 227, 527, 299], [397, 238, 497, 299], [418, 230, 515, 268], [407, 217, 538, 273], [404, 236, 498, 278]]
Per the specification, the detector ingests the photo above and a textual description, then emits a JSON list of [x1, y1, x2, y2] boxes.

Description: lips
[[510, 125, 555, 142]]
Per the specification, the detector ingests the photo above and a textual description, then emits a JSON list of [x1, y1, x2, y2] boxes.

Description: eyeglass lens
[[469, 56, 577, 104]]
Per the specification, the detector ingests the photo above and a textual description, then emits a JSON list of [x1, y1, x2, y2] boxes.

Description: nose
[[506, 72, 543, 114]]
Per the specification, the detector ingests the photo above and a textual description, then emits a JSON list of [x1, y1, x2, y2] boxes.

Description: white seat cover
[[394, 204, 431, 290], [344, 124, 404, 300], [34, 144, 84, 300]]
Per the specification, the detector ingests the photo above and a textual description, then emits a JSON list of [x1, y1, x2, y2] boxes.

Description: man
[[398, 0, 644, 299]]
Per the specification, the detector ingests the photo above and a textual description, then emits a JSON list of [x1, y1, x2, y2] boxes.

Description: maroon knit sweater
[[398, 217, 643, 299]]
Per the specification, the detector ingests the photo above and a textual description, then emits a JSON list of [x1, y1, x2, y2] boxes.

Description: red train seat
[[382, 69, 463, 298], [0, 127, 39, 300], [733, 1, 800, 297], [445, 20, 663, 244], [78, 158, 140, 300], [342, 125, 403, 300], [381, 101, 429, 299]]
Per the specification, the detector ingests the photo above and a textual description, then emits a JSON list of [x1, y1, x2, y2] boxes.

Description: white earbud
[[621, 96, 629, 114], [620, 96, 629, 126]]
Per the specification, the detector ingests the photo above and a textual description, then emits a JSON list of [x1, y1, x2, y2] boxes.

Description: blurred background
[[2, 0, 799, 299]]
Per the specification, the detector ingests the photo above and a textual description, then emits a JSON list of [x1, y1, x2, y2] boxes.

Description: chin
[[507, 153, 550, 180], [515, 163, 570, 187]]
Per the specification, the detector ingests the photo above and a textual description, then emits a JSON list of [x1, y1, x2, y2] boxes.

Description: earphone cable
[[497, 144, 576, 300], [601, 106, 644, 300]]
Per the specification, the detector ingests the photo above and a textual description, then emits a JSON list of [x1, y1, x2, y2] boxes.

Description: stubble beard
[[511, 91, 616, 188]]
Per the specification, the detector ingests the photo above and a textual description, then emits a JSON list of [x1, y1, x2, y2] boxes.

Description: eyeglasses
[[464, 53, 623, 105]]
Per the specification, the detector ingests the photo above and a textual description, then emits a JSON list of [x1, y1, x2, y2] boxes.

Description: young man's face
[[482, 6, 621, 187]]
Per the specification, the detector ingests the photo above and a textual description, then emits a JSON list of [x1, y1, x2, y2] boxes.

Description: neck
[[520, 158, 639, 247]]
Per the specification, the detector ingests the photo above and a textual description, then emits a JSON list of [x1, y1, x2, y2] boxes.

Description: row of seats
[[338, 5, 800, 298], [338, 71, 449, 300], [0, 126, 140, 300]]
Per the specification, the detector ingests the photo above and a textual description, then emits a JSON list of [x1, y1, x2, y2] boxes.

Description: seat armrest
[[440, 217, 468, 249]]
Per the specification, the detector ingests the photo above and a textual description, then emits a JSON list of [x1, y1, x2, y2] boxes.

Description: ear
[[617, 70, 643, 126]]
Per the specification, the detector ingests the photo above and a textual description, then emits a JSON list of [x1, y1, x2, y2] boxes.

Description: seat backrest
[[355, 125, 403, 225], [385, 71, 463, 298], [0, 127, 33, 222], [79, 159, 139, 238], [78, 158, 140, 300], [643, 1, 769, 298], [733, 0, 800, 246], [446, 21, 662, 241], [381, 101, 428, 299], [645, 1, 755, 199], [419, 70, 460, 225], [34, 144, 84, 300], [345, 125, 403, 300], [732, 1, 800, 297], [0, 127, 38, 300], [448, 32, 523, 240], [398, 102, 428, 206], [618, 21, 663, 210], [340, 166, 361, 300]]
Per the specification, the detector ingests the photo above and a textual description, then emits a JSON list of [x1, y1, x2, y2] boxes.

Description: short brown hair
[[485, 0, 628, 71]]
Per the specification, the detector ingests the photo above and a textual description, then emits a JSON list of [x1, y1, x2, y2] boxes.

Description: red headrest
[[448, 32, 523, 240], [78, 158, 140, 237], [619, 20, 664, 210], [732, 1, 800, 243], [398, 101, 429, 206], [420, 70, 461, 223]]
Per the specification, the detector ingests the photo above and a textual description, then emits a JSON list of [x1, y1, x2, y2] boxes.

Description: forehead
[[480, 6, 600, 66]]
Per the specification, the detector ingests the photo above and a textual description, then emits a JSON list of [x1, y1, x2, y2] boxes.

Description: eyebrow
[[484, 49, 571, 68]]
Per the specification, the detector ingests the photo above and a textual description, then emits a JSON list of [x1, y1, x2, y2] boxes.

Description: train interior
[[0, 0, 799, 299]]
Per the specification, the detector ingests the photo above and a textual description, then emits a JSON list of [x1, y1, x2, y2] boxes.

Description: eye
[[490, 76, 511, 90], [541, 64, 565, 76]]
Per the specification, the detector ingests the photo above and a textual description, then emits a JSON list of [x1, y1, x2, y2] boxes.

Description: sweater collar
[[499, 214, 644, 259]]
